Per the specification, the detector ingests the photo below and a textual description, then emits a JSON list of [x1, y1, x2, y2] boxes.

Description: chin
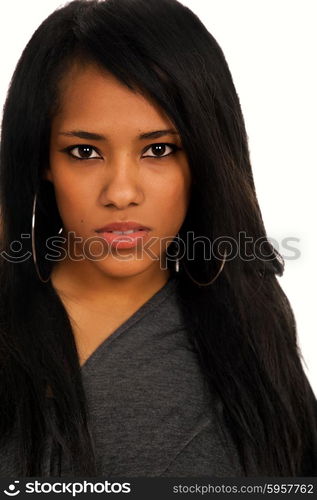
[[92, 259, 151, 279]]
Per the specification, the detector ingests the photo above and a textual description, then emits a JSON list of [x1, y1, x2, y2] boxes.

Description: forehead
[[52, 61, 174, 133]]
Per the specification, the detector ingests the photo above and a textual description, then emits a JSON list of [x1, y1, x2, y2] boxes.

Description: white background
[[0, 1, 316, 394]]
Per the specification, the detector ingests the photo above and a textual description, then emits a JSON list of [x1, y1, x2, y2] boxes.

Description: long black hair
[[0, 0, 316, 476]]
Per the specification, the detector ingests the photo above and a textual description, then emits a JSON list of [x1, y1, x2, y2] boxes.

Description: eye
[[62, 144, 103, 160], [142, 143, 181, 159]]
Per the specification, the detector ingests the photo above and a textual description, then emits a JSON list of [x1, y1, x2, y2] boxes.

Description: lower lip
[[96, 229, 150, 249]]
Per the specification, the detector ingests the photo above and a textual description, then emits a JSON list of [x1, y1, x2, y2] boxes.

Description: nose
[[99, 155, 144, 209]]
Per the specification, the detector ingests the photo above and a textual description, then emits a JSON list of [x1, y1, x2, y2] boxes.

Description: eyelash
[[60, 143, 182, 161]]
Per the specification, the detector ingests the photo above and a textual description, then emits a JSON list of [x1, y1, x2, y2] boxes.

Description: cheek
[[161, 184, 188, 213], [155, 167, 191, 211], [149, 169, 191, 231], [49, 169, 94, 229], [55, 177, 83, 207]]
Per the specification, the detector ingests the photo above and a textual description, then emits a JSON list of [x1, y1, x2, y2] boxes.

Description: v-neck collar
[[79, 275, 178, 373]]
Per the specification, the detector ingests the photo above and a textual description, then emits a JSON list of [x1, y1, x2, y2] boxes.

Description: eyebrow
[[58, 128, 180, 141]]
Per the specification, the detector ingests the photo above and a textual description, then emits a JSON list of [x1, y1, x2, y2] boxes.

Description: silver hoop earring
[[32, 191, 63, 283], [173, 233, 180, 273], [175, 258, 179, 273], [174, 232, 227, 286]]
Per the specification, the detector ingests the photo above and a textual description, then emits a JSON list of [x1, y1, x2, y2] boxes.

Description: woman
[[0, 0, 316, 477]]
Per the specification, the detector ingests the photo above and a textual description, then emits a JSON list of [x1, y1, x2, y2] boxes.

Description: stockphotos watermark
[[0, 230, 300, 267], [2, 479, 131, 496], [1, 478, 315, 498]]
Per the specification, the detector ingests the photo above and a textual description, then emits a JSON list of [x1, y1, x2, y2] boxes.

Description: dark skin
[[44, 61, 192, 366]]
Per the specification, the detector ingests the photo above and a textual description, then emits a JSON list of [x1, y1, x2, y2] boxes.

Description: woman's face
[[46, 62, 191, 280]]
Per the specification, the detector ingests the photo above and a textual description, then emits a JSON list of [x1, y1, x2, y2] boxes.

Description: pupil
[[153, 144, 165, 156], [79, 146, 92, 158]]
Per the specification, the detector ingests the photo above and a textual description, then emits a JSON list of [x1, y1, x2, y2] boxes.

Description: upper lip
[[95, 221, 151, 232]]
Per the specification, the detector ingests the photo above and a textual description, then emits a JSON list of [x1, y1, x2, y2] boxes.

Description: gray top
[[1, 275, 244, 477]]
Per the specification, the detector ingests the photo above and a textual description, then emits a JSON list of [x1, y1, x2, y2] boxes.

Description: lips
[[95, 221, 151, 233]]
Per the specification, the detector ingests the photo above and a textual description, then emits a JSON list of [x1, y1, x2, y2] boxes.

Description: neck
[[50, 256, 171, 306]]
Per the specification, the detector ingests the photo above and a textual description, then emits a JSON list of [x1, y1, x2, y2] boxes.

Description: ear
[[43, 167, 53, 182]]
